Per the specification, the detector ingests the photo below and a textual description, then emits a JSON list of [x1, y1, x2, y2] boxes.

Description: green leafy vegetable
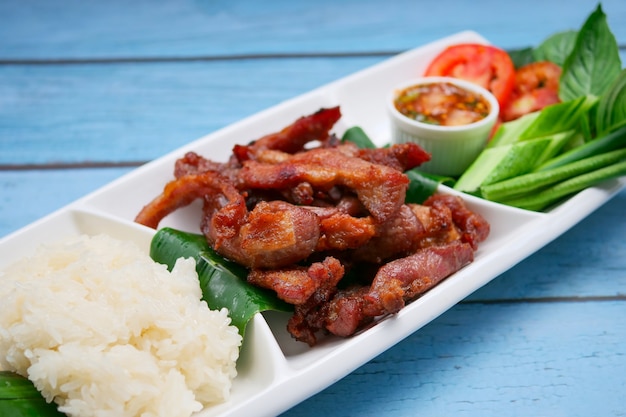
[[150, 228, 291, 337], [0, 372, 65, 417], [559, 4, 622, 102], [507, 47, 535, 69], [499, 159, 626, 211], [481, 148, 626, 201], [454, 5, 625, 211], [595, 69, 626, 135], [517, 96, 594, 140], [341, 126, 377, 148], [532, 30, 578, 67], [405, 169, 454, 203]]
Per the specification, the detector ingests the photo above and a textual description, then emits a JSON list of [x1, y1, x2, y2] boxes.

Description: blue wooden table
[[1, 1, 625, 416]]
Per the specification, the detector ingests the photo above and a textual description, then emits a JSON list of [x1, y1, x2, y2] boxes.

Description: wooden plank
[[282, 300, 626, 416], [0, 168, 132, 237], [3, 48, 626, 166], [0, 57, 380, 165], [468, 188, 626, 301], [0, 0, 624, 59]]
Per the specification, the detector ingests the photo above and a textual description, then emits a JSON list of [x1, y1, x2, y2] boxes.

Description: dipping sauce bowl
[[388, 76, 499, 176]]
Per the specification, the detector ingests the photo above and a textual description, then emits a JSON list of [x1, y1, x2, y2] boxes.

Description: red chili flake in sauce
[[394, 82, 490, 126]]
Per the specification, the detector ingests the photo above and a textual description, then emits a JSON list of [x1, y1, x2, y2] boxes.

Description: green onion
[[481, 148, 626, 201], [535, 124, 626, 172], [499, 159, 626, 211]]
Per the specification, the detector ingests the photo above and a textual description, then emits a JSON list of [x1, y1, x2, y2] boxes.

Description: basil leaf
[[559, 5, 622, 102], [507, 47, 535, 69], [519, 96, 596, 140], [196, 250, 292, 336], [405, 169, 454, 203], [150, 228, 292, 337], [533, 30, 578, 67], [595, 69, 626, 136]]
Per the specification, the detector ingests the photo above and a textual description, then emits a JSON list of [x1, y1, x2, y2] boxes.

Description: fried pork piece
[[135, 171, 322, 269], [206, 200, 322, 269], [248, 256, 344, 305], [423, 194, 490, 250], [355, 142, 431, 172], [135, 171, 232, 229], [232, 106, 342, 161], [286, 258, 347, 346], [134, 106, 489, 346], [350, 203, 459, 264], [281, 195, 488, 344], [324, 241, 475, 339], [239, 147, 410, 223]]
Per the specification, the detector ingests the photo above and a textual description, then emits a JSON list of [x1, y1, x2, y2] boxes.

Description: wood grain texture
[[0, 0, 624, 59], [282, 301, 626, 417], [0, 168, 132, 237], [1, 1, 625, 416], [0, 58, 379, 165]]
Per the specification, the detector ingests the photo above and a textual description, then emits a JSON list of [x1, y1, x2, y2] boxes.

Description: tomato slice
[[424, 43, 516, 109], [501, 61, 562, 121]]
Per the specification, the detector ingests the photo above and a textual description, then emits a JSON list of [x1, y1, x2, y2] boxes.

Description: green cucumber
[[454, 137, 552, 193]]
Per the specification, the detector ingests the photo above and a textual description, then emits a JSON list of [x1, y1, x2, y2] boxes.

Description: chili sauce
[[394, 82, 490, 126]]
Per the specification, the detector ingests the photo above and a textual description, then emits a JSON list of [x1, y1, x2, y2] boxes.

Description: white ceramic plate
[[2, 31, 625, 417]]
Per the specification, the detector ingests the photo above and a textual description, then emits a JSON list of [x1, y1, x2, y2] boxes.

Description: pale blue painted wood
[[0, 168, 132, 237], [1, 1, 626, 416], [0, 57, 380, 164], [283, 300, 626, 417], [2, 50, 625, 165], [0, 0, 623, 58], [467, 189, 626, 301]]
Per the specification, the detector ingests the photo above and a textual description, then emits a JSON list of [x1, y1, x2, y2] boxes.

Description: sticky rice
[[0, 234, 242, 417]]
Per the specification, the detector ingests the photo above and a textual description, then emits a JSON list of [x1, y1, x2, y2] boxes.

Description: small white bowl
[[388, 76, 499, 177]]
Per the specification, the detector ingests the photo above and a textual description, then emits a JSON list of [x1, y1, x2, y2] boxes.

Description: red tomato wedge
[[424, 43, 516, 109], [501, 61, 562, 121]]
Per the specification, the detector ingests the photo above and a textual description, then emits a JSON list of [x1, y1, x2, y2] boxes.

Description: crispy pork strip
[[239, 147, 409, 222], [325, 241, 474, 338], [356, 142, 431, 172], [424, 194, 490, 249], [365, 241, 474, 315], [248, 256, 344, 305], [135, 171, 234, 229], [204, 199, 322, 270], [286, 258, 346, 346], [232, 106, 342, 161]]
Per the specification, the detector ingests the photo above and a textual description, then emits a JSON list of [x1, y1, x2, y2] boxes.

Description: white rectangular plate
[[2, 31, 625, 417]]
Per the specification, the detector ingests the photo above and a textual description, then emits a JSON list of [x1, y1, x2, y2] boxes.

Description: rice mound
[[0, 234, 242, 417]]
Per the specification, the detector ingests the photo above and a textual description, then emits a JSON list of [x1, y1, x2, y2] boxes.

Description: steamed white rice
[[0, 234, 242, 417]]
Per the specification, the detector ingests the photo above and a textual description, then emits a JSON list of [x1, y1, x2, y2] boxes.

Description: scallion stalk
[[481, 148, 626, 201], [499, 159, 626, 211], [535, 124, 626, 172]]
